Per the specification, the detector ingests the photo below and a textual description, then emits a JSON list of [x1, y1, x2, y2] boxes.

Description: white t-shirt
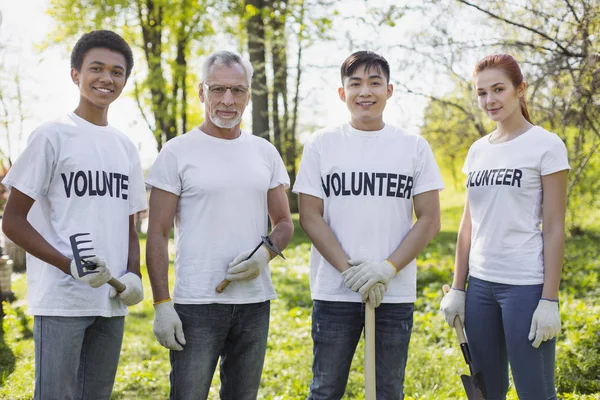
[[2, 112, 148, 317], [293, 123, 444, 303], [146, 128, 290, 305], [463, 126, 570, 285]]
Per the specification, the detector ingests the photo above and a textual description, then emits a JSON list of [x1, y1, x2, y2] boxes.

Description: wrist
[[384, 259, 398, 274], [540, 297, 559, 303], [451, 287, 466, 293], [153, 298, 172, 306]]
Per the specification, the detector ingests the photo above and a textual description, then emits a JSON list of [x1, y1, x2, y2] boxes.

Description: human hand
[[362, 282, 386, 308], [342, 259, 397, 294], [153, 301, 186, 351], [440, 287, 466, 327], [109, 272, 144, 306], [528, 299, 560, 348], [225, 246, 270, 282], [69, 256, 111, 288]]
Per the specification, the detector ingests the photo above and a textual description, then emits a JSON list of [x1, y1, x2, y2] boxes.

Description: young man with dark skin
[[2, 30, 147, 400], [294, 51, 444, 399], [146, 50, 293, 399]]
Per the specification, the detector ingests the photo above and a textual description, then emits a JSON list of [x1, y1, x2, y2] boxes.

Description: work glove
[[69, 256, 111, 288], [153, 301, 186, 351], [109, 272, 144, 306], [342, 259, 397, 295], [528, 299, 561, 348], [362, 282, 386, 308], [225, 246, 270, 282], [440, 287, 466, 327]]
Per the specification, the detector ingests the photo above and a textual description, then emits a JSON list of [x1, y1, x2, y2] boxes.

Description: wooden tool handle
[[216, 279, 231, 293], [364, 303, 376, 400], [108, 278, 126, 293]]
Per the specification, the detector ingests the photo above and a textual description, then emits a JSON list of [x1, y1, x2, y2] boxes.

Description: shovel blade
[[461, 374, 486, 400]]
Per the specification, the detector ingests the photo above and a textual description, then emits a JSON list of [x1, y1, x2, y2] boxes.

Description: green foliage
[[0, 203, 599, 398]]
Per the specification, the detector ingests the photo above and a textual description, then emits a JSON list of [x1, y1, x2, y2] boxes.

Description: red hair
[[473, 54, 532, 124]]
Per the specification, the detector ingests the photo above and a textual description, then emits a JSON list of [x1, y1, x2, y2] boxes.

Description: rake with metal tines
[[69, 233, 126, 293]]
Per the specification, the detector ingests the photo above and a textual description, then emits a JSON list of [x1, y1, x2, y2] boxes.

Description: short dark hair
[[71, 30, 134, 79], [340, 51, 390, 85]]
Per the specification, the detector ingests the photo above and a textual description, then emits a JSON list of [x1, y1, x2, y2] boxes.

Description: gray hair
[[201, 51, 254, 86]]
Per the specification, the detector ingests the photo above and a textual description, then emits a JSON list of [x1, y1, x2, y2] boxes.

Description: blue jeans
[[170, 301, 270, 400], [33, 315, 125, 400], [465, 277, 557, 400], [308, 301, 413, 400]]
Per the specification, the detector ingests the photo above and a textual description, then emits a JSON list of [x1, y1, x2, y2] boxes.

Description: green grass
[[1, 196, 600, 399]]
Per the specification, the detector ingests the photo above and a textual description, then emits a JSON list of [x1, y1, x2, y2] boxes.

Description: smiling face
[[338, 64, 393, 131], [199, 63, 250, 130], [475, 68, 525, 124], [71, 47, 127, 112]]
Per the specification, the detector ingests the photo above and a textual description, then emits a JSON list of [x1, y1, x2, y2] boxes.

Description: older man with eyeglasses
[[145, 50, 294, 400]]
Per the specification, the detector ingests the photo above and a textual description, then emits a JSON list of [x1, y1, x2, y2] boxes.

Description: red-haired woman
[[440, 54, 569, 399]]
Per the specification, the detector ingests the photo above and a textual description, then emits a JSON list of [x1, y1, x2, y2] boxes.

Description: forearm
[[2, 215, 70, 273], [127, 220, 141, 277], [146, 231, 171, 302], [541, 227, 565, 300], [300, 213, 350, 272], [452, 230, 471, 290], [267, 217, 294, 258], [387, 214, 440, 272]]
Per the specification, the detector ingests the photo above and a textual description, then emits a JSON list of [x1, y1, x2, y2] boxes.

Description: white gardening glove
[[108, 272, 144, 306], [225, 246, 270, 282], [153, 301, 186, 351], [440, 287, 466, 327], [528, 299, 561, 348], [69, 256, 111, 288], [342, 259, 397, 294], [362, 282, 386, 308]]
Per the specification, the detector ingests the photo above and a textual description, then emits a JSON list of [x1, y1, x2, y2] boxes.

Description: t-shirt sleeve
[[462, 142, 476, 174], [2, 130, 55, 201], [540, 135, 570, 176], [292, 139, 323, 199], [269, 145, 290, 189], [413, 137, 445, 196], [128, 145, 149, 214], [146, 146, 182, 196]]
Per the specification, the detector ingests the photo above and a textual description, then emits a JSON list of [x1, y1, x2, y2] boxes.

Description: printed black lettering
[[87, 170, 97, 196], [404, 176, 413, 199], [74, 171, 87, 197], [96, 171, 107, 196], [387, 174, 397, 197], [475, 170, 483, 186], [375, 173, 386, 196], [341, 173, 351, 196], [490, 169, 499, 182], [495, 169, 506, 185], [331, 173, 341, 196], [364, 173, 375, 196], [503, 169, 513, 185], [61, 172, 74, 198], [351, 172, 362, 195], [396, 175, 406, 198], [121, 174, 129, 200], [483, 170, 491, 186], [321, 175, 331, 197], [512, 169, 523, 187], [105, 172, 114, 196], [114, 173, 122, 197]]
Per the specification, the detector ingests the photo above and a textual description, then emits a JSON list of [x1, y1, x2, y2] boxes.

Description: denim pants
[[170, 301, 270, 400], [33, 315, 125, 400], [465, 277, 557, 400], [308, 300, 413, 400]]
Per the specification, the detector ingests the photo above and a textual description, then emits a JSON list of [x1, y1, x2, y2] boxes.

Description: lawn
[[1, 187, 599, 399]]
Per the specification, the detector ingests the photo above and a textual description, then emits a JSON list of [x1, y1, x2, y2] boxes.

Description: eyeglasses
[[203, 83, 249, 97]]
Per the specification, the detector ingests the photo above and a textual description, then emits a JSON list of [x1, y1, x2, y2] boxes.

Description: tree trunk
[[246, 0, 270, 140]]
